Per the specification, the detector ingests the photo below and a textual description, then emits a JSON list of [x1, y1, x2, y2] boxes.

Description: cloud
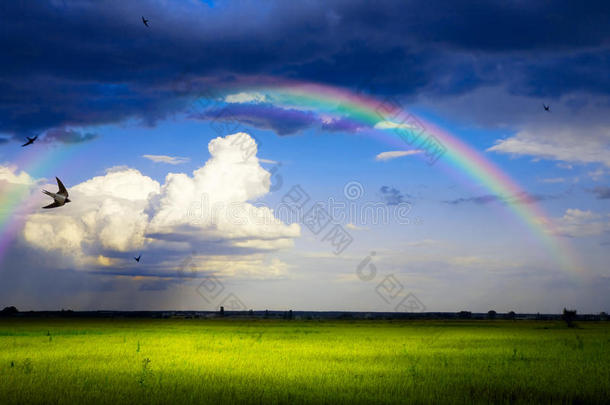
[[487, 125, 610, 168], [553, 208, 610, 238], [43, 128, 98, 144], [444, 194, 501, 205], [24, 168, 160, 258], [320, 117, 367, 132], [3, 1, 610, 139], [588, 169, 606, 181], [196, 104, 369, 136], [195, 104, 318, 135], [142, 154, 190, 165], [178, 254, 290, 279], [540, 177, 566, 184], [259, 158, 279, 164], [224, 92, 267, 103], [345, 223, 367, 231], [444, 192, 557, 206], [404, 239, 440, 248], [147, 132, 300, 248], [591, 186, 610, 199], [0, 165, 36, 185], [375, 150, 422, 161], [374, 121, 417, 130], [379, 186, 408, 206], [21, 133, 300, 276]]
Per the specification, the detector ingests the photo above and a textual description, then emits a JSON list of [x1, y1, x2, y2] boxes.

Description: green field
[[0, 318, 609, 404]]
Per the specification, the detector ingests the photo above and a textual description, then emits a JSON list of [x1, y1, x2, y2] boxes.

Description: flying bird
[[142, 16, 149, 27], [134, 255, 141, 263], [42, 177, 71, 209], [21, 136, 38, 147], [543, 104, 551, 112]]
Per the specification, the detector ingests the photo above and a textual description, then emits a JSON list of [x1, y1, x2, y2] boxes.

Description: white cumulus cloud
[[0, 165, 36, 185], [148, 132, 300, 248], [24, 168, 160, 257], [20, 133, 300, 275]]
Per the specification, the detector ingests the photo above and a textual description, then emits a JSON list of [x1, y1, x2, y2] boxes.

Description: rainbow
[[204, 78, 581, 275], [0, 143, 85, 264], [0, 78, 581, 276]]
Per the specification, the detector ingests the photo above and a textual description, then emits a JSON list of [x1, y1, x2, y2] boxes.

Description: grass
[[0, 318, 609, 404]]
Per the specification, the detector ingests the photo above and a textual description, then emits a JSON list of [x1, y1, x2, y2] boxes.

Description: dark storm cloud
[[321, 117, 368, 133], [195, 104, 318, 135], [2, 0, 610, 139], [43, 128, 99, 144], [195, 103, 369, 135]]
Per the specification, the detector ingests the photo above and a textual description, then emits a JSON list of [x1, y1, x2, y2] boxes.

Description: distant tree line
[[0, 306, 18, 316]]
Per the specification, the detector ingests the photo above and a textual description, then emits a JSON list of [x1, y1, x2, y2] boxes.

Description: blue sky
[[0, 1, 608, 313]]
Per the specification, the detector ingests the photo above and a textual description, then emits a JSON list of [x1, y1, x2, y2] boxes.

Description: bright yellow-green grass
[[0, 318, 609, 404]]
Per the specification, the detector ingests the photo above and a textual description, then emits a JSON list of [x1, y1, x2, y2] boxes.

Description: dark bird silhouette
[[21, 136, 38, 147], [42, 177, 70, 209], [543, 104, 551, 112], [134, 255, 142, 263], [142, 16, 149, 27]]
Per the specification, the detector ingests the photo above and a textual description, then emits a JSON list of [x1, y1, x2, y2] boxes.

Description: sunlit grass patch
[[0, 319, 608, 404]]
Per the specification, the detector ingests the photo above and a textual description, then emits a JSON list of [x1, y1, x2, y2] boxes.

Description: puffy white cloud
[[20, 133, 300, 276], [24, 168, 159, 257], [149, 133, 299, 249], [0, 165, 36, 185], [375, 150, 422, 161], [0, 165, 44, 217], [73, 167, 160, 202]]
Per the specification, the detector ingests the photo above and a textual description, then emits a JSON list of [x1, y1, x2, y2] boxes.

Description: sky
[[0, 0, 609, 313]]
